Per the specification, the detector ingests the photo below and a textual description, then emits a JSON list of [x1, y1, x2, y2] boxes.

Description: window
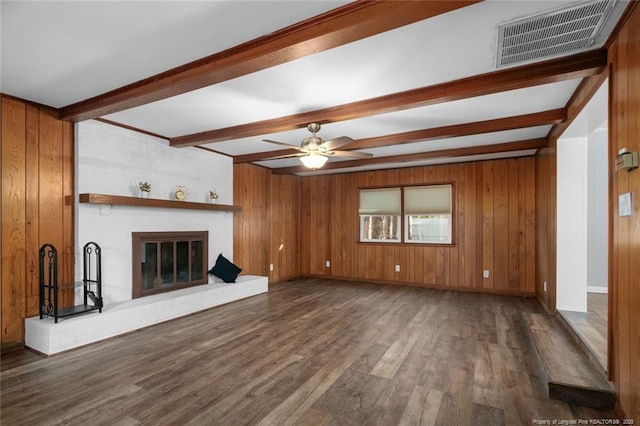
[[404, 185, 452, 243], [359, 184, 453, 244], [359, 188, 401, 242]]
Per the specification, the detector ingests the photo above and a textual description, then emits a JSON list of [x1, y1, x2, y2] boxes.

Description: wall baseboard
[[587, 286, 608, 294]]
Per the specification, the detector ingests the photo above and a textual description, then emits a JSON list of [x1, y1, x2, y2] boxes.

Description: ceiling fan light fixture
[[300, 152, 328, 169]]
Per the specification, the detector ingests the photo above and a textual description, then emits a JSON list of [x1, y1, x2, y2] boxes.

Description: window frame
[[357, 183, 455, 246]]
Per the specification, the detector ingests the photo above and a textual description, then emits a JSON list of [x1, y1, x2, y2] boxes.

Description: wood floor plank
[[369, 303, 433, 379], [399, 386, 443, 426], [1, 278, 617, 425], [558, 292, 608, 371]]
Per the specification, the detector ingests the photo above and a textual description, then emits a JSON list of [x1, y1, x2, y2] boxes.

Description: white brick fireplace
[[75, 119, 234, 304], [24, 120, 265, 355]]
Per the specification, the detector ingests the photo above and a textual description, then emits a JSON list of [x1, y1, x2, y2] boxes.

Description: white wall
[[76, 120, 233, 304], [587, 127, 609, 292], [557, 136, 588, 312]]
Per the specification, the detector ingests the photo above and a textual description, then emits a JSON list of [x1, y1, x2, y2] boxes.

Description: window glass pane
[[141, 242, 157, 291], [191, 240, 203, 281], [176, 241, 189, 283], [406, 215, 451, 243], [359, 188, 401, 215], [360, 215, 401, 242], [160, 242, 174, 286]]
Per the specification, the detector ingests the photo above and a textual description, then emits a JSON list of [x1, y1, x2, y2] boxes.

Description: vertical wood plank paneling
[[233, 163, 269, 277], [524, 157, 536, 294], [608, 10, 640, 418], [24, 105, 40, 315], [355, 174, 367, 279], [482, 161, 495, 289], [296, 158, 535, 296], [268, 173, 278, 280], [464, 163, 477, 288], [614, 23, 632, 416], [1, 96, 75, 346], [518, 159, 527, 292], [307, 177, 315, 274], [313, 179, 330, 275], [449, 164, 460, 286], [1, 97, 27, 344], [493, 160, 509, 291], [61, 119, 75, 308], [476, 164, 484, 289], [345, 173, 357, 278], [608, 44, 619, 390], [267, 173, 299, 282], [38, 111, 64, 265], [535, 142, 557, 311], [626, 8, 640, 419], [508, 159, 520, 291], [232, 165, 243, 268], [301, 178, 312, 275], [434, 166, 447, 286]]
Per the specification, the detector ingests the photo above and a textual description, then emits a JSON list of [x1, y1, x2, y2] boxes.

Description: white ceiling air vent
[[496, 0, 616, 67]]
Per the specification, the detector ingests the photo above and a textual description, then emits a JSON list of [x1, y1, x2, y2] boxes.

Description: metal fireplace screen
[[132, 231, 208, 299]]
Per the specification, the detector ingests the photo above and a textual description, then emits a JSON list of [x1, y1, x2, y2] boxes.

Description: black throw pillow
[[208, 253, 242, 283]]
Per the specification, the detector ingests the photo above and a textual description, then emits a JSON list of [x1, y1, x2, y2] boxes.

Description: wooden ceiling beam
[[272, 138, 547, 174], [233, 108, 565, 163], [234, 148, 300, 164], [59, 0, 479, 122], [547, 70, 608, 141], [345, 108, 565, 150], [172, 49, 606, 147]]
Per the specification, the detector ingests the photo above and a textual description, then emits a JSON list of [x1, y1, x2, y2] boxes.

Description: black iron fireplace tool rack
[[39, 242, 103, 323]]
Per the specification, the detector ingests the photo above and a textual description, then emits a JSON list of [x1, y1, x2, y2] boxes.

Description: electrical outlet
[[483, 270, 490, 279], [395, 264, 400, 272], [544, 281, 547, 292], [269, 264, 274, 272], [325, 260, 330, 268]]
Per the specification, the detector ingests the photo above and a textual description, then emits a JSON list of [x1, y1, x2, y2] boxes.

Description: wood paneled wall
[[299, 158, 536, 294], [608, 3, 640, 419], [233, 163, 300, 282], [535, 142, 557, 313], [268, 173, 300, 282], [1, 95, 74, 347]]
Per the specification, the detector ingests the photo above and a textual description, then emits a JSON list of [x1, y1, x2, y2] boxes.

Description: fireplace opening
[[132, 231, 208, 299]]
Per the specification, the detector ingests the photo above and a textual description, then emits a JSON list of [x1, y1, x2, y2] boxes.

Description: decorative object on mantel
[[173, 185, 189, 201], [139, 181, 151, 198], [209, 190, 219, 204]]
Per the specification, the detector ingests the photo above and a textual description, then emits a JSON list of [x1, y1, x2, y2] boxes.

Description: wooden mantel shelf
[[79, 193, 242, 212]]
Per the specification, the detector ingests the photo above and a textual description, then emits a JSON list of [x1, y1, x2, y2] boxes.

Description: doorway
[[556, 79, 609, 373]]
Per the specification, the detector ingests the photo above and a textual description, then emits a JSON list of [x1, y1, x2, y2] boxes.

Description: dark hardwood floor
[[1, 278, 615, 425], [558, 293, 608, 373]]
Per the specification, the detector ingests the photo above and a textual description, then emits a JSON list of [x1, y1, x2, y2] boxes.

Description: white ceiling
[[1, 0, 628, 175]]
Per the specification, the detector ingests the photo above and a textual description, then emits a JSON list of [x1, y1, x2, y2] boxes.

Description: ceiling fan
[[262, 123, 373, 169]]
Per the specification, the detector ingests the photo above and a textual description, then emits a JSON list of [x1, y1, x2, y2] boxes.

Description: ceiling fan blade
[[261, 152, 306, 161], [330, 150, 373, 159], [262, 139, 305, 151], [320, 136, 354, 151]]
